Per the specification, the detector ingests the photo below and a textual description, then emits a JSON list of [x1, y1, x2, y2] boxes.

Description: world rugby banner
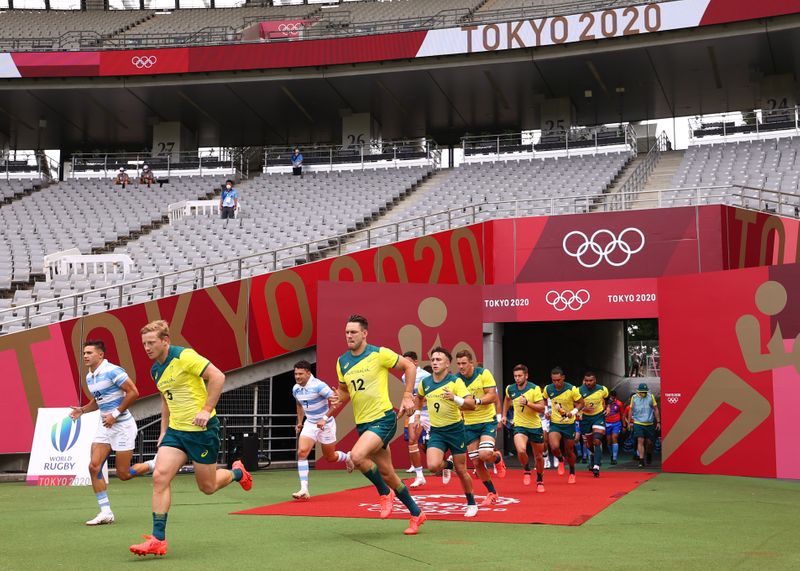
[[26, 408, 105, 486], [1, 0, 799, 78]]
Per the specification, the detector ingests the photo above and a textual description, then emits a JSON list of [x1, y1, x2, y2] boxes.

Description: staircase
[[631, 150, 686, 209]]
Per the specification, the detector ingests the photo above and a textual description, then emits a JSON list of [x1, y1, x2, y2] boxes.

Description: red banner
[[483, 278, 658, 322]]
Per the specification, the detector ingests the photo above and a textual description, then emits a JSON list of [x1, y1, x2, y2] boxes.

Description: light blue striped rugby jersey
[[86, 360, 133, 422], [292, 376, 334, 423]]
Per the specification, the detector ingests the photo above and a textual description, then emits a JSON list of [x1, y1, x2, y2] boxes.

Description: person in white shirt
[[400, 351, 432, 488]]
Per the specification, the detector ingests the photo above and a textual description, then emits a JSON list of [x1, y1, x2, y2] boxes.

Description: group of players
[[72, 313, 662, 557]]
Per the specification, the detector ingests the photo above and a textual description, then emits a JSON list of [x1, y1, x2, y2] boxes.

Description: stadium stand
[[0, 166, 433, 333], [0, 9, 154, 49], [110, 166, 431, 281], [118, 5, 317, 38], [367, 151, 632, 245], [0, 176, 222, 293], [672, 137, 800, 192]]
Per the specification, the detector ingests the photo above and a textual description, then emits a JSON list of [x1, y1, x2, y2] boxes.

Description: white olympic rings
[[278, 23, 303, 33], [562, 227, 645, 268], [131, 56, 157, 69], [545, 289, 590, 311], [667, 396, 679, 404]]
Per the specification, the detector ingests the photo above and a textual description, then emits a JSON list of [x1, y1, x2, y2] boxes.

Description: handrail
[[69, 149, 236, 179], [1, 182, 797, 333], [461, 124, 638, 160], [604, 130, 670, 210]]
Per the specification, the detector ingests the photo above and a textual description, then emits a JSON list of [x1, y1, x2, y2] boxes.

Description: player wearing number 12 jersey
[[335, 314, 426, 535]]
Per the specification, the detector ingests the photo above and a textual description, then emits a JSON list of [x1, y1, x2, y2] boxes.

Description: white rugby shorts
[[93, 418, 138, 451], [300, 418, 337, 444]]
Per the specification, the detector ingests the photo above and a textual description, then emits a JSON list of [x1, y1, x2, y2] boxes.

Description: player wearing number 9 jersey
[[415, 347, 478, 517], [335, 314, 426, 535]]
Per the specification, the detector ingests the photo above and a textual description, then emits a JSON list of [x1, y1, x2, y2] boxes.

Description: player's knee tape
[[479, 442, 495, 452], [468, 450, 480, 460], [408, 446, 419, 454]]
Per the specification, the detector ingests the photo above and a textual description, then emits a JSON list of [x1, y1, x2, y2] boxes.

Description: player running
[[455, 350, 505, 507], [501, 364, 546, 492], [414, 347, 479, 517], [70, 340, 154, 526], [335, 314, 426, 535], [578, 372, 609, 477], [543, 367, 584, 484], [291, 360, 352, 500], [129, 320, 252, 558]]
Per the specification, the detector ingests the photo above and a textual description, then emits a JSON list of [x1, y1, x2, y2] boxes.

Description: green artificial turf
[[0, 469, 797, 570]]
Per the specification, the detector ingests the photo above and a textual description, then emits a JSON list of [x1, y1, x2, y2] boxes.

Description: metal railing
[[605, 130, 670, 210], [1, 182, 797, 334], [264, 139, 437, 171], [1, 150, 59, 181], [689, 106, 800, 140], [0, 0, 666, 52], [69, 149, 240, 179], [462, 124, 638, 160]]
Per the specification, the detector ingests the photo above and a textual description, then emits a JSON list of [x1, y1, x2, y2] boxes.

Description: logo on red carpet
[[359, 494, 520, 516]]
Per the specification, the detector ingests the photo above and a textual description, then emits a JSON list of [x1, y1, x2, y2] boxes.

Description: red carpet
[[233, 469, 657, 526]]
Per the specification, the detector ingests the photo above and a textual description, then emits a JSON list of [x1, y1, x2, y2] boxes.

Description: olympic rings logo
[[562, 227, 645, 268], [278, 23, 303, 33], [545, 289, 590, 311], [131, 56, 157, 69], [665, 393, 681, 405]]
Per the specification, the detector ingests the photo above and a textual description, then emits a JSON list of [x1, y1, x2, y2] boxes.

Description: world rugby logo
[[131, 55, 157, 69], [359, 493, 519, 516], [50, 416, 81, 453]]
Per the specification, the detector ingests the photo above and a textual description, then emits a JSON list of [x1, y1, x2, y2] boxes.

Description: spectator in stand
[[139, 165, 156, 187], [220, 180, 238, 225], [114, 168, 130, 188], [291, 147, 304, 176]]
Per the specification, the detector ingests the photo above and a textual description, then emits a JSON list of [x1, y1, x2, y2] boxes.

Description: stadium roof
[[1, 13, 799, 150]]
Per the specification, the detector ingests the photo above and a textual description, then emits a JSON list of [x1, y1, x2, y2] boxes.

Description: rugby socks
[[232, 468, 244, 482], [152, 512, 168, 541], [394, 482, 421, 516], [297, 460, 309, 490], [611, 443, 619, 461], [569, 464, 576, 475], [444, 459, 454, 471], [594, 443, 603, 466], [129, 467, 138, 476], [482, 480, 497, 494], [537, 472, 543, 483], [364, 464, 391, 496], [414, 466, 424, 479], [466, 493, 476, 506], [335, 451, 348, 463], [96, 491, 111, 514]]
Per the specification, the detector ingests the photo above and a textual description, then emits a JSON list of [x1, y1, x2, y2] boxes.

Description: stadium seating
[[367, 152, 631, 245], [107, 167, 432, 293], [659, 136, 800, 212], [0, 9, 154, 48], [0, 175, 222, 298], [118, 5, 317, 38]]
